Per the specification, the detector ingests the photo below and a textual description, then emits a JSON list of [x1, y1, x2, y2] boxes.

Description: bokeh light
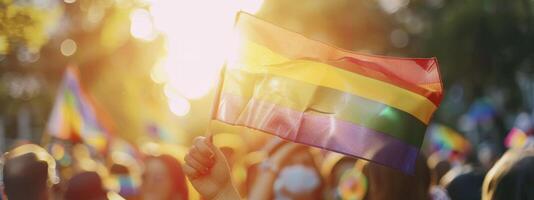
[[168, 96, 191, 117], [390, 29, 409, 48], [149, 61, 167, 84], [146, 0, 264, 104], [129, 9, 157, 41], [164, 84, 191, 116], [51, 143, 65, 160], [17, 48, 40, 63], [378, 0, 410, 14], [60, 39, 77, 56]]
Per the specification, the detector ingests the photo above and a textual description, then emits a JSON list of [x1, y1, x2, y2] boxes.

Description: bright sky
[[129, 0, 263, 116]]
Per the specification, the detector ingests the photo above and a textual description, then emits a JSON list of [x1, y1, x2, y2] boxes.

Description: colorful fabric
[[504, 128, 527, 149], [426, 124, 471, 161], [46, 66, 113, 154], [214, 12, 443, 173], [146, 122, 177, 142]]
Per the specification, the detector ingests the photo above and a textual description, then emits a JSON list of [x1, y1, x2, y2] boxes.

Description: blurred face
[[141, 159, 173, 200], [274, 164, 322, 200], [274, 150, 322, 200]]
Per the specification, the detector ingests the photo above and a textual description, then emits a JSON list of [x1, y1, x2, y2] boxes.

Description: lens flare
[[168, 98, 190, 116], [148, 0, 265, 102], [130, 9, 157, 41]]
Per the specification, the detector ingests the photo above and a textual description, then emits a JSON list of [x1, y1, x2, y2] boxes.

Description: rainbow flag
[[504, 128, 527, 149], [146, 122, 177, 143], [426, 124, 471, 161], [214, 12, 443, 173], [46, 66, 113, 154]]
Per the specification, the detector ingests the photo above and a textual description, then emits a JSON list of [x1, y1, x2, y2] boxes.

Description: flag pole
[[206, 11, 239, 138], [206, 64, 227, 136]]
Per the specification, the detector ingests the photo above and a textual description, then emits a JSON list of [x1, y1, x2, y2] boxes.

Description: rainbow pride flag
[[213, 12, 443, 173], [146, 122, 177, 143], [426, 124, 471, 161], [46, 67, 113, 154], [504, 128, 527, 149]]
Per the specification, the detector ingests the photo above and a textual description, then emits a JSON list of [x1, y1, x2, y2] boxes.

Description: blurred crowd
[[1, 0, 533, 199], [0, 114, 533, 200]]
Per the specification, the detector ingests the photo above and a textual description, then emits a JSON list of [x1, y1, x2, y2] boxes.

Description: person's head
[[3, 144, 58, 200], [442, 167, 486, 200], [269, 141, 323, 200], [64, 171, 108, 200], [362, 154, 431, 200], [246, 139, 323, 199], [3, 153, 49, 200], [482, 149, 534, 200], [320, 153, 359, 199], [141, 154, 188, 200]]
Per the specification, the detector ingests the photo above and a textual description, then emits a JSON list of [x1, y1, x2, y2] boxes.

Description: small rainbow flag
[[504, 128, 527, 149], [213, 12, 443, 174], [146, 122, 177, 143], [426, 124, 471, 161], [46, 66, 113, 154]]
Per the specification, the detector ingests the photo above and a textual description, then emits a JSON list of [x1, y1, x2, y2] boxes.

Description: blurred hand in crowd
[[184, 136, 240, 200]]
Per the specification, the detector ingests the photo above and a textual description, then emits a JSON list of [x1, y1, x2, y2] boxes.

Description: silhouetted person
[[64, 171, 108, 200], [362, 154, 431, 200], [3, 144, 58, 200], [3, 153, 49, 200], [482, 148, 534, 200], [444, 167, 486, 200]]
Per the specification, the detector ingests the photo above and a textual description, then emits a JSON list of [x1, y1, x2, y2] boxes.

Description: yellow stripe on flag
[[228, 41, 437, 124]]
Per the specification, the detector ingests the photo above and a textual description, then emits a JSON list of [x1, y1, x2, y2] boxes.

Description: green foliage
[[409, 0, 534, 112], [0, 0, 62, 53]]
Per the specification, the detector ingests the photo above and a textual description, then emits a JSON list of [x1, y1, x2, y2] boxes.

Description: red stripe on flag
[[236, 12, 443, 105]]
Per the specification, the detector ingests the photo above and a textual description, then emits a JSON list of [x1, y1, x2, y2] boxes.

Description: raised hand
[[183, 136, 240, 200]]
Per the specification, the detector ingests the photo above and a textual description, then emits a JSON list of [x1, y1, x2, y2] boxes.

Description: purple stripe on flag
[[216, 93, 419, 173]]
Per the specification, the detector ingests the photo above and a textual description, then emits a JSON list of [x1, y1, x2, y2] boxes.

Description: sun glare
[[139, 0, 263, 116]]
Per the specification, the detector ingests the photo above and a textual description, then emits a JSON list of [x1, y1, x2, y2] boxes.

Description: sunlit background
[[0, 0, 533, 150]]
